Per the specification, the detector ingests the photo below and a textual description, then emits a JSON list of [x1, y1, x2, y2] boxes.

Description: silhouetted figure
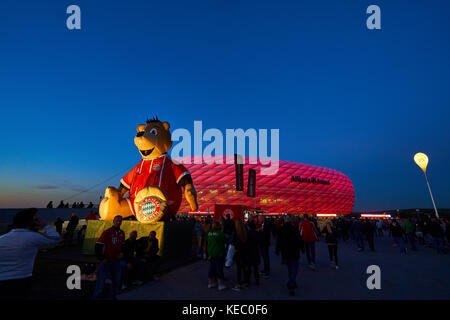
[[46, 201, 53, 209], [79, 202, 85, 208], [54, 216, 64, 235], [65, 213, 79, 245], [64, 203, 69, 208], [57, 201, 65, 208], [72, 202, 77, 208], [77, 225, 87, 246], [87, 202, 94, 208]]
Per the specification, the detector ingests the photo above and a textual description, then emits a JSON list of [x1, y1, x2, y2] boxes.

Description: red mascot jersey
[[120, 154, 189, 218]]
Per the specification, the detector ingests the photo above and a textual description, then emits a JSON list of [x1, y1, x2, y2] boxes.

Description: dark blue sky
[[0, 0, 449, 210]]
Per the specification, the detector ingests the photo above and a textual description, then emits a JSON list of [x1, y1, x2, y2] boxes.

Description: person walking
[[92, 215, 125, 300], [223, 214, 236, 248], [429, 217, 445, 254], [231, 219, 249, 292], [244, 221, 261, 286], [376, 219, 384, 237], [207, 221, 227, 291], [390, 220, 406, 254], [402, 217, 418, 251], [65, 213, 79, 245], [363, 219, 376, 251], [0, 208, 61, 300], [276, 216, 304, 296], [194, 218, 203, 258], [299, 216, 319, 270], [323, 220, 339, 269], [201, 217, 213, 260], [259, 216, 272, 278], [351, 219, 365, 251], [54, 216, 64, 235]]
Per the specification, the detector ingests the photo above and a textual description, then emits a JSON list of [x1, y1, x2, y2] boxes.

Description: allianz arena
[[175, 156, 354, 215]]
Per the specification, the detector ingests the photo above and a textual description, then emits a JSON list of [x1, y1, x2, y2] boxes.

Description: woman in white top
[[0, 208, 61, 300]]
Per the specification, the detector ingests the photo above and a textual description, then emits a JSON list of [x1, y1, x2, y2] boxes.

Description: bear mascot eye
[[150, 128, 158, 135]]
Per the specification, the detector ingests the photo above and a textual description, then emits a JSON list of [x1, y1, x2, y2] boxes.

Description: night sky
[[0, 0, 449, 211]]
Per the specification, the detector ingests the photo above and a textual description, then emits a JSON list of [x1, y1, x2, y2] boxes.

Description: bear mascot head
[[99, 117, 199, 223]]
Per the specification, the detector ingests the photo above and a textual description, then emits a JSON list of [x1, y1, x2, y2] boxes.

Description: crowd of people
[[1, 207, 450, 299], [194, 213, 450, 296], [47, 201, 94, 209]]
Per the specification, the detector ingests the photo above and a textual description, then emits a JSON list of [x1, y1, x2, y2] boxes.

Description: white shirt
[[0, 225, 61, 281]]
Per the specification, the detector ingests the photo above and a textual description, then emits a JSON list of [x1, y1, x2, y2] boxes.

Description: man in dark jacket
[[429, 217, 445, 254], [362, 219, 375, 251], [258, 216, 272, 278], [137, 231, 160, 281], [121, 231, 145, 287], [65, 213, 79, 245], [351, 219, 365, 251], [54, 216, 64, 235], [223, 214, 236, 247], [276, 216, 304, 296], [244, 221, 261, 286]]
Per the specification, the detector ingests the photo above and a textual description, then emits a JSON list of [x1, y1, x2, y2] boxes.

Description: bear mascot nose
[[136, 131, 145, 137]]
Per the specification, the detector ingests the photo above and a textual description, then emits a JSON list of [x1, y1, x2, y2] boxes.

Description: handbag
[[225, 244, 235, 267]]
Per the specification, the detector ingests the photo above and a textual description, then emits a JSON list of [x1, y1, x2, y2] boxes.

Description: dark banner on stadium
[[235, 154, 244, 191], [247, 168, 256, 197]]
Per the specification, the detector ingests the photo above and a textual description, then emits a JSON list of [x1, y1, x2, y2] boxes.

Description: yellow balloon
[[414, 152, 429, 174]]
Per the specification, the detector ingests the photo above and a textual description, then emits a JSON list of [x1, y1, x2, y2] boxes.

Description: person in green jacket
[[207, 220, 227, 291], [402, 218, 418, 251]]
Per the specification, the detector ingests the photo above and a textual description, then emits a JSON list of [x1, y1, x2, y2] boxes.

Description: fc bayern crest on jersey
[[136, 196, 162, 223]]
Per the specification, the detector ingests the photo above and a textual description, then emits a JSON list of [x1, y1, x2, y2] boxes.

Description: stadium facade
[[175, 156, 354, 215]]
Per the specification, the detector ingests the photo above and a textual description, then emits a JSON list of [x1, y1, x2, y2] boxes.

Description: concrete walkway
[[119, 235, 450, 300]]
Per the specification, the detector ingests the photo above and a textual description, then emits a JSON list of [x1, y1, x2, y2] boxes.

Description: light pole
[[414, 152, 439, 219]]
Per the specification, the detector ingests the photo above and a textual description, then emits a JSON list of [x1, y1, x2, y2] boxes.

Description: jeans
[[433, 237, 444, 254], [92, 261, 122, 300], [405, 232, 417, 250], [304, 242, 316, 265], [286, 258, 299, 289], [208, 256, 225, 280], [260, 244, 270, 274], [355, 232, 364, 250], [393, 236, 405, 253], [121, 258, 145, 285], [327, 244, 338, 265]]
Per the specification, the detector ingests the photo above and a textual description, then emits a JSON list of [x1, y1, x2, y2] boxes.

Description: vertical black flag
[[235, 154, 244, 191], [247, 168, 256, 197]]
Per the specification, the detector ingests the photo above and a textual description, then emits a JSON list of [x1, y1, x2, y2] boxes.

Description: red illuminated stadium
[[175, 156, 354, 215]]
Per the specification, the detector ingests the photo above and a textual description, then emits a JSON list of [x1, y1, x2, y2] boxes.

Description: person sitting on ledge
[[137, 231, 160, 281]]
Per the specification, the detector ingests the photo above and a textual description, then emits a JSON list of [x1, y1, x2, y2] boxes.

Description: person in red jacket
[[299, 216, 319, 270], [85, 211, 97, 221], [92, 215, 125, 300]]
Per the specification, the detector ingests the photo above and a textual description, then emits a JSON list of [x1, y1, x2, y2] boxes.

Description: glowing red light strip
[[361, 214, 391, 218], [317, 214, 337, 217], [187, 211, 214, 215]]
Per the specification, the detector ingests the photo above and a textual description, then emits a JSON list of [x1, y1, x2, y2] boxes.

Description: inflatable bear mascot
[[99, 117, 199, 223]]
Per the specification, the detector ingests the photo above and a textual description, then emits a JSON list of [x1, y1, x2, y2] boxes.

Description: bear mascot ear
[[136, 124, 146, 132], [162, 121, 170, 131]]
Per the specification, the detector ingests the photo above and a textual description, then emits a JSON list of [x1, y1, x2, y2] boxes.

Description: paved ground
[[119, 235, 450, 300]]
